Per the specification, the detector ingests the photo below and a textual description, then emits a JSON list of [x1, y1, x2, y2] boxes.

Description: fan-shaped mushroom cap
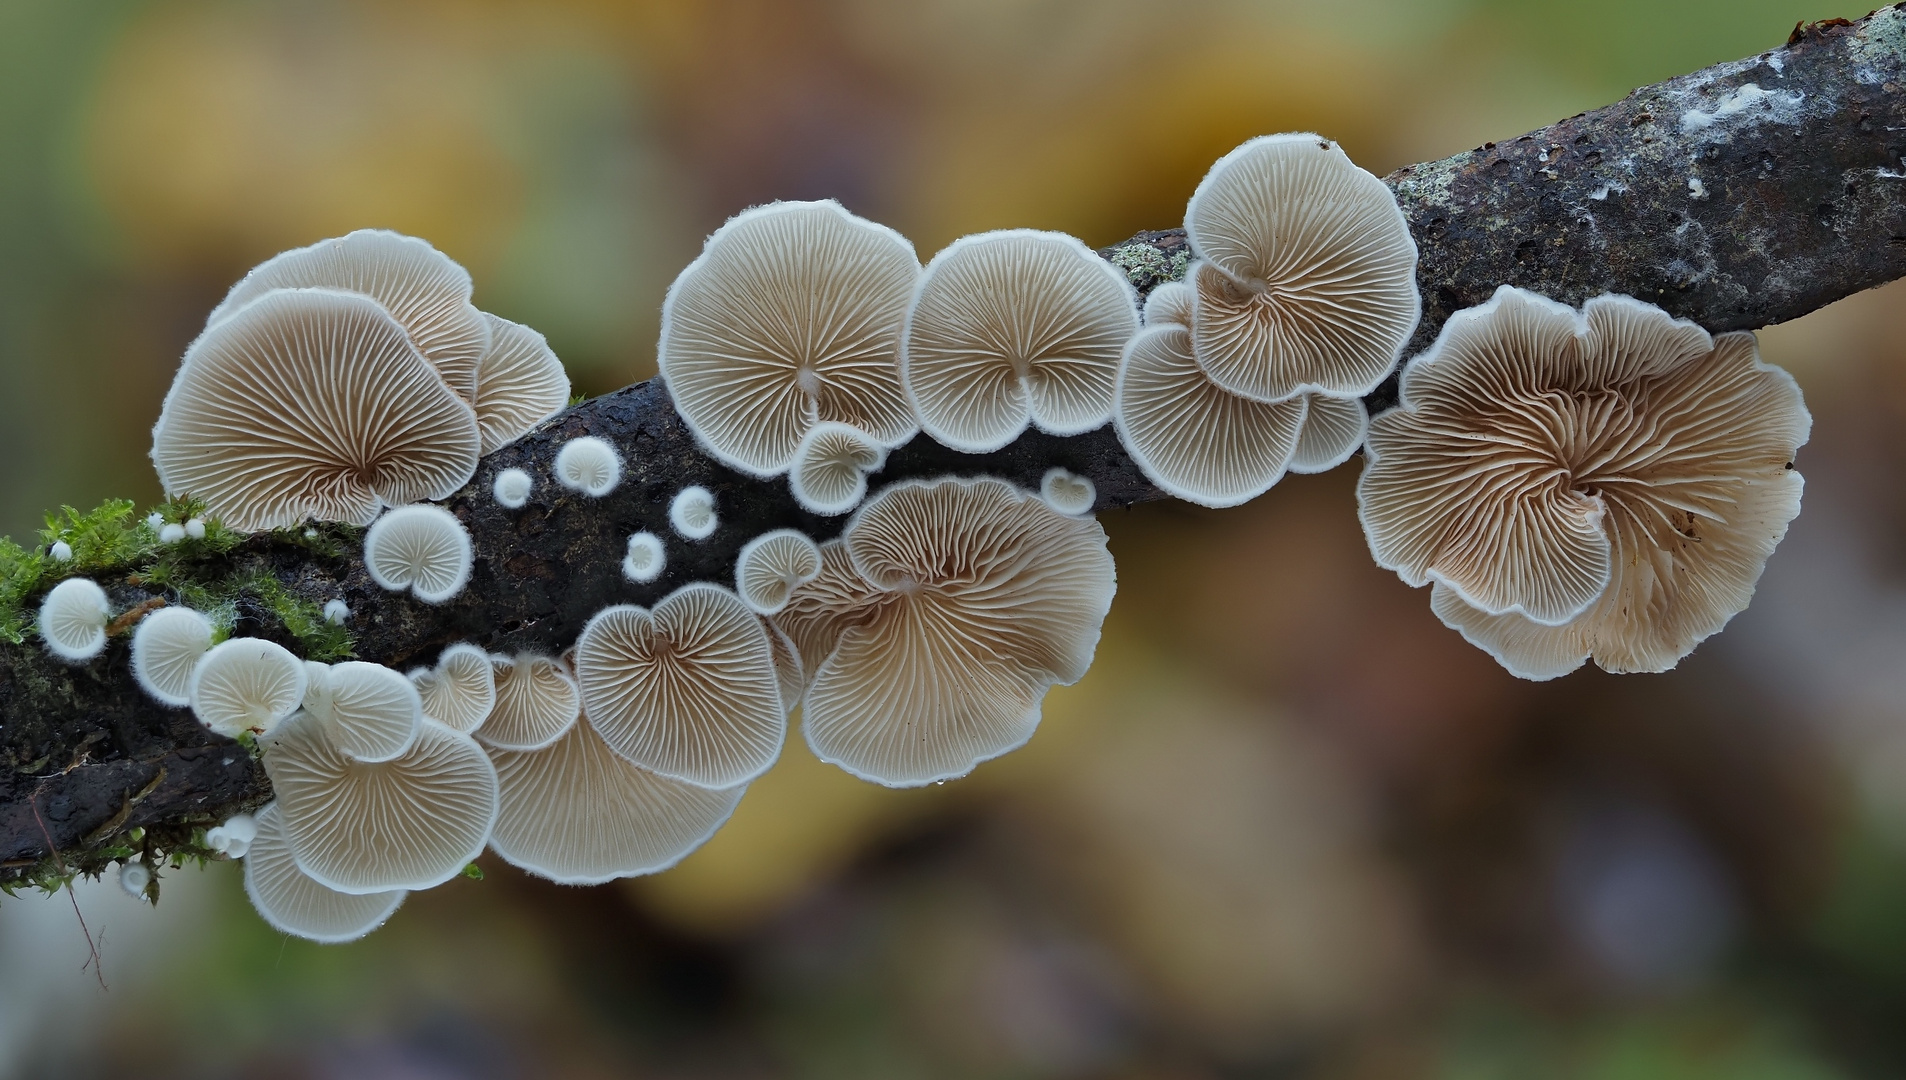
[[788, 423, 886, 517], [487, 719, 746, 885], [1113, 323, 1308, 508], [37, 577, 111, 662], [191, 637, 306, 738], [408, 643, 495, 734], [493, 467, 533, 509], [363, 504, 472, 604], [623, 531, 667, 584], [659, 200, 921, 477], [152, 289, 481, 530], [243, 803, 406, 943], [735, 528, 823, 615], [1184, 134, 1419, 402], [478, 653, 581, 751], [130, 605, 213, 706], [669, 485, 719, 540], [1143, 281, 1194, 328], [300, 661, 422, 763], [554, 435, 621, 497], [1039, 467, 1096, 516], [207, 229, 489, 399], [777, 476, 1115, 787], [264, 712, 498, 894], [763, 617, 804, 717], [575, 583, 785, 789], [119, 862, 150, 899], [1287, 393, 1368, 474], [472, 314, 569, 454], [902, 229, 1138, 452]]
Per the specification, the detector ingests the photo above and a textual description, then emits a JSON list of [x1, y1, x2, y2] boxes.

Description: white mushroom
[[119, 862, 150, 899], [203, 812, 257, 859], [669, 485, 718, 540], [735, 529, 823, 615], [788, 422, 886, 517], [159, 523, 186, 544], [574, 583, 785, 789], [902, 229, 1138, 452], [1286, 394, 1368, 474], [243, 803, 406, 944], [37, 577, 111, 662], [472, 314, 570, 454], [152, 288, 481, 530], [623, 531, 667, 584], [492, 468, 533, 510], [190, 637, 307, 738], [322, 599, 350, 625], [300, 661, 421, 763], [130, 605, 213, 706], [363, 504, 472, 604], [477, 653, 581, 751], [1143, 281, 1194, 327], [184, 518, 206, 539], [659, 200, 921, 477], [48, 541, 73, 562], [408, 643, 496, 734], [1039, 468, 1096, 516], [554, 435, 621, 497], [763, 617, 804, 718]]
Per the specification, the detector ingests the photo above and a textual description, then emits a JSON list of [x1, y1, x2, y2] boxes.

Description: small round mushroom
[[48, 541, 73, 562], [574, 583, 785, 789], [735, 528, 823, 615], [492, 467, 533, 509], [659, 200, 921, 477], [554, 435, 621, 497], [206, 229, 490, 400], [243, 803, 406, 944], [363, 504, 473, 604], [902, 229, 1139, 452], [788, 422, 885, 516], [204, 812, 257, 859], [1113, 322, 1308, 508], [1142, 281, 1194, 328], [37, 577, 111, 662], [1039, 468, 1096, 516], [1359, 287, 1810, 676], [190, 637, 307, 738], [623, 531, 667, 584], [119, 862, 150, 899], [1184, 134, 1419, 402], [487, 718, 747, 885], [1286, 393, 1368, 475], [159, 523, 186, 544], [152, 288, 481, 530], [478, 653, 581, 751], [471, 314, 570, 454], [130, 605, 213, 706], [184, 518, 206, 539], [669, 485, 718, 540], [408, 643, 496, 734], [777, 476, 1116, 787], [322, 599, 351, 625], [300, 661, 422, 763], [264, 712, 498, 894]]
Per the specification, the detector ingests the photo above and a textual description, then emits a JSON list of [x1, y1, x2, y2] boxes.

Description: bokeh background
[[4, 0, 1905, 1076]]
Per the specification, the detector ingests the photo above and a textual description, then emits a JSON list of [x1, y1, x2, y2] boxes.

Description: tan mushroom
[[777, 477, 1115, 786], [1359, 287, 1809, 676], [659, 200, 921, 477], [243, 803, 406, 944], [762, 617, 804, 718], [1143, 281, 1194, 328], [1287, 393, 1368, 474], [788, 422, 886, 517], [1039, 467, 1096, 516], [408, 643, 496, 734], [478, 653, 581, 751], [735, 528, 823, 615], [472, 314, 570, 454], [363, 504, 473, 604]]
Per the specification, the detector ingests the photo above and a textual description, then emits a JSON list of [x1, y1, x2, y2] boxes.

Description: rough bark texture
[[6, 9, 1906, 888]]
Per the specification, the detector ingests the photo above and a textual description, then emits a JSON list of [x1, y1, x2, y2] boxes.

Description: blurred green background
[[6, 1, 1906, 1076]]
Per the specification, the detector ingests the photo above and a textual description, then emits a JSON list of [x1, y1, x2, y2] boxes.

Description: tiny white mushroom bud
[[322, 599, 350, 625], [190, 637, 307, 738], [48, 541, 73, 562], [205, 826, 232, 854], [623, 531, 666, 584], [221, 812, 259, 859], [1039, 468, 1096, 516], [160, 523, 186, 543], [145, 512, 165, 531], [119, 862, 150, 898], [669, 486, 718, 540], [554, 435, 621, 497], [38, 577, 111, 662], [131, 605, 214, 706], [492, 467, 533, 509], [184, 517, 206, 539], [363, 504, 472, 603]]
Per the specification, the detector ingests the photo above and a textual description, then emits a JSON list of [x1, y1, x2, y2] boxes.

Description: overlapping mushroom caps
[[659, 200, 921, 477], [478, 653, 581, 751], [776, 476, 1115, 786], [471, 314, 570, 454], [244, 803, 405, 943], [1359, 287, 1810, 678]]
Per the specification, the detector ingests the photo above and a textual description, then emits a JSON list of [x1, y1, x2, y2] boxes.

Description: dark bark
[[6, 8, 1906, 887]]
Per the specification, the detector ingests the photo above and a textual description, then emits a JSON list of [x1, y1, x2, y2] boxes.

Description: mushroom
[[777, 476, 1115, 786], [735, 528, 823, 615], [243, 803, 406, 944], [554, 435, 621, 497], [492, 467, 533, 509], [409, 643, 496, 734], [119, 862, 150, 899], [159, 523, 186, 544], [363, 504, 473, 604], [37, 577, 111, 662], [1113, 322, 1308, 508], [48, 541, 72, 562], [669, 485, 718, 540], [1287, 393, 1368, 474], [659, 200, 921, 477], [300, 661, 422, 762], [1039, 467, 1096, 516], [623, 531, 667, 584], [472, 314, 570, 454], [486, 719, 747, 885], [322, 599, 351, 625], [203, 812, 258, 859], [1184, 134, 1419, 402], [1143, 281, 1194, 328], [263, 711, 498, 893], [763, 617, 804, 718], [184, 518, 206, 539], [151, 288, 481, 530], [788, 422, 886, 517], [902, 229, 1138, 452], [478, 653, 581, 751], [206, 229, 489, 400], [130, 605, 213, 706], [1358, 287, 1810, 676], [574, 583, 784, 789], [190, 637, 307, 738]]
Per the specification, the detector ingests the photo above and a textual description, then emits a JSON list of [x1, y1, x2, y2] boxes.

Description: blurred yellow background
[[6, 1, 1906, 1077]]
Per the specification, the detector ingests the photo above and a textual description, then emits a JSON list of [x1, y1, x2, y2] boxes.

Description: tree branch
[[6, 7, 1906, 888]]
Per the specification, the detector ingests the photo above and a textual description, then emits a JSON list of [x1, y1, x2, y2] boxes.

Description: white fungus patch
[[554, 436, 621, 497], [1677, 83, 1805, 137], [1688, 178, 1708, 199], [493, 467, 533, 509], [623, 531, 666, 583], [669, 486, 718, 540]]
